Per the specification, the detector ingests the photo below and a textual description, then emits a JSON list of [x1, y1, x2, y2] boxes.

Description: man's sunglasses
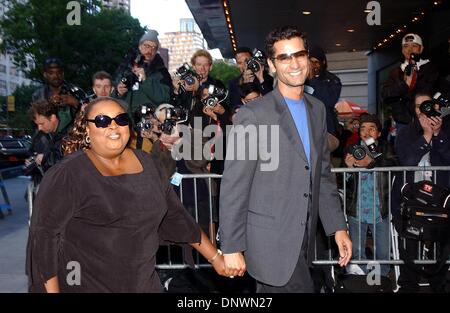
[[86, 113, 130, 128], [271, 50, 309, 64]]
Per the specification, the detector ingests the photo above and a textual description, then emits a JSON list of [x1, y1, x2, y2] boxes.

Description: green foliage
[[2, 84, 40, 130], [210, 60, 240, 87], [0, 0, 145, 90]]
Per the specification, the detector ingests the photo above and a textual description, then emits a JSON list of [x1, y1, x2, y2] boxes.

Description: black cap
[[43, 57, 63, 70]]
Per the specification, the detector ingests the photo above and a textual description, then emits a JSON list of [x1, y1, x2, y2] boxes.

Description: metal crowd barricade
[[156, 167, 450, 290], [156, 173, 222, 270]]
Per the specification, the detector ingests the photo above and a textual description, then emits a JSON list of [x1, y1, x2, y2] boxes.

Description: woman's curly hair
[[62, 97, 131, 155]]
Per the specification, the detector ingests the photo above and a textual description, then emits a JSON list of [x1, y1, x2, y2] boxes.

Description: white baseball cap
[[402, 33, 423, 46]]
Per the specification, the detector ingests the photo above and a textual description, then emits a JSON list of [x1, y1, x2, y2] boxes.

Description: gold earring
[[84, 135, 91, 145]]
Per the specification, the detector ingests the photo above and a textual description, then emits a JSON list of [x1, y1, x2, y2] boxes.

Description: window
[[9, 67, 17, 76], [0, 64, 6, 73]]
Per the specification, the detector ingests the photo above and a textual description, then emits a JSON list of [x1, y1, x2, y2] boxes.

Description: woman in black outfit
[[26, 97, 226, 292]]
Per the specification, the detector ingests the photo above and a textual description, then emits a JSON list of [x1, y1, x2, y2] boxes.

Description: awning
[[335, 100, 368, 116]]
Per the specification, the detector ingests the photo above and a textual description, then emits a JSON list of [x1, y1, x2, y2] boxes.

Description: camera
[[419, 92, 450, 118], [201, 84, 228, 108], [246, 49, 266, 74], [175, 63, 200, 93], [120, 53, 145, 90], [23, 153, 41, 176], [120, 70, 140, 90], [135, 105, 155, 133], [351, 137, 382, 161], [60, 83, 90, 105], [158, 106, 188, 135]]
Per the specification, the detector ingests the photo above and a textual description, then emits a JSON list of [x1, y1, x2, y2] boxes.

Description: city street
[[0, 175, 30, 293]]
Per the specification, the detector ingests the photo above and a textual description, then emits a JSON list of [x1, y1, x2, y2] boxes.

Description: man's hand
[[344, 153, 373, 168], [419, 113, 434, 142], [203, 106, 219, 121], [430, 116, 443, 136], [223, 252, 246, 278], [117, 82, 128, 97], [133, 66, 146, 82], [335, 230, 352, 267], [159, 124, 181, 150], [242, 69, 255, 83], [254, 61, 265, 83]]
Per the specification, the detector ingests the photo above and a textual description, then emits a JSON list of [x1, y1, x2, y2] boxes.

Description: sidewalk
[[0, 176, 30, 293]]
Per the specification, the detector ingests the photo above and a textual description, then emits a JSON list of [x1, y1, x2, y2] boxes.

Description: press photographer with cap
[[32, 57, 81, 133], [382, 33, 439, 134], [115, 29, 172, 117]]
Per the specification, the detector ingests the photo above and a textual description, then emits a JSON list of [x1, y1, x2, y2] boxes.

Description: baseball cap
[[43, 57, 63, 70], [402, 33, 423, 46]]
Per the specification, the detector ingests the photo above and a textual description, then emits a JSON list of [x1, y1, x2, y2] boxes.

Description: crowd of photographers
[[23, 29, 450, 293]]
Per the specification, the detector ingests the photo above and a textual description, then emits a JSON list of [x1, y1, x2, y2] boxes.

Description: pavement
[[0, 175, 30, 293]]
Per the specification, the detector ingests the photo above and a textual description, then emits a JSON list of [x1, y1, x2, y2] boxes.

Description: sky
[[130, 0, 196, 35], [130, 0, 224, 59]]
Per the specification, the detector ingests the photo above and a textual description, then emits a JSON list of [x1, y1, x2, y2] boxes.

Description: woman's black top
[[26, 149, 201, 292]]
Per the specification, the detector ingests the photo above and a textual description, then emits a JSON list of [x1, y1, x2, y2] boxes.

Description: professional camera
[[246, 49, 266, 74], [419, 92, 450, 118], [158, 106, 188, 135], [120, 70, 140, 90], [201, 84, 228, 108], [60, 83, 90, 105], [350, 137, 382, 161], [120, 53, 145, 90], [23, 153, 42, 176], [134, 105, 155, 133], [175, 63, 200, 93]]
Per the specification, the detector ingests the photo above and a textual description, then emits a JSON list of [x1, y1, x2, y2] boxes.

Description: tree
[[5, 84, 40, 130], [210, 60, 240, 88], [0, 0, 145, 90]]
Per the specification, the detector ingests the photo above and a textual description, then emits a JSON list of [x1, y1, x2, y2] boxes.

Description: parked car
[[0, 136, 30, 169]]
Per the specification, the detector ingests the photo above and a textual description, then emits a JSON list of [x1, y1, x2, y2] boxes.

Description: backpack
[[400, 180, 450, 242]]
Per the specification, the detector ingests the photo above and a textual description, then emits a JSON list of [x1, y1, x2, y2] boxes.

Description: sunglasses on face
[[86, 113, 130, 128], [272, 50, 309, 64]]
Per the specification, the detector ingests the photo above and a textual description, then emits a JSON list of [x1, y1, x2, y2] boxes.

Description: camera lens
[[352, 146, 366, 161]]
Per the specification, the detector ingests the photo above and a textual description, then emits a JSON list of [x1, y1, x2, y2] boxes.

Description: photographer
[[382, 34, 439, 134], [343, 114, 397, 281], [173, 50, 229, 128], [92, 71, 113, 98], [392, 93, 450, 292], [228, 47, 273, 109], [27, 100, 66, 184], [115, 30, 172, 117], [32, 57, 80, 133], [306, 45, 342, 152]]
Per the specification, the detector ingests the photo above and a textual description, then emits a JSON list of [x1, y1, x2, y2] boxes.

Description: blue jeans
[[348, 216, 391, 277]]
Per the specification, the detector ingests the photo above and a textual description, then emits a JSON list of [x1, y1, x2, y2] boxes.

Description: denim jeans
[[348, 216, 391, 277]]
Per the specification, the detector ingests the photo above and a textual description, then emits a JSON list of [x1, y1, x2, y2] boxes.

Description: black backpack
[[400, 180, 450, 242]]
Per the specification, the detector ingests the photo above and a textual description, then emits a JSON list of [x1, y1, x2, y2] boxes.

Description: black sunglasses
[[86, 113, 130, 128]]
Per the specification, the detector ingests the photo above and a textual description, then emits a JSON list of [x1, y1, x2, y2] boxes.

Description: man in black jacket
[[382, 33, 439, 134], [228, 47, 273, 110]]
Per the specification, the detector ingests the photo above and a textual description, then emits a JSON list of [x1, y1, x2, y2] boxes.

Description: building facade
[[160, 19, 205, 75], [101, 0, 130, 12]]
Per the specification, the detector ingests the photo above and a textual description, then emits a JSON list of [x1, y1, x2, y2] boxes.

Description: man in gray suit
[[219, 26, 352, 292]]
